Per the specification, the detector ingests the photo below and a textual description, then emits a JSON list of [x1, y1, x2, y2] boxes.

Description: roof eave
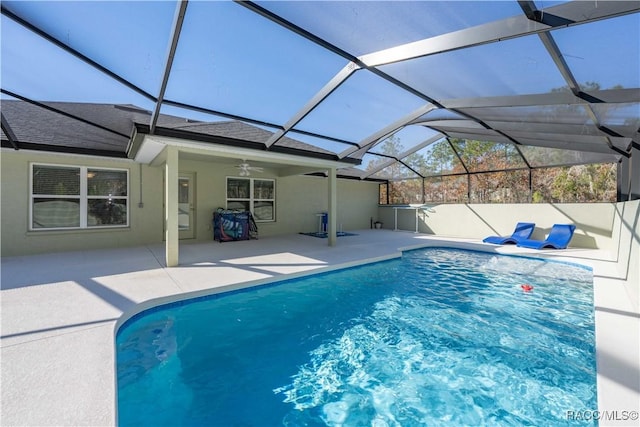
[[132, 123, 360, 167]]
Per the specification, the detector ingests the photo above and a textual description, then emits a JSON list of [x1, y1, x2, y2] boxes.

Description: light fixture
[[236, 160, 263, 177]]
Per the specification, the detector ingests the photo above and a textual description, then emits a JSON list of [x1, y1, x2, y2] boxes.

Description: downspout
[[138, 163, 144, 208]]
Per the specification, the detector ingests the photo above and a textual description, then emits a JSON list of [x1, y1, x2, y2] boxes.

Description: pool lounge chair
[[482, 222, 535, 245], [516, 224, 576, 250]]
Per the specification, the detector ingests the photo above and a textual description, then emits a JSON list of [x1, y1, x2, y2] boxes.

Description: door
[[178, 173, 195, 239]]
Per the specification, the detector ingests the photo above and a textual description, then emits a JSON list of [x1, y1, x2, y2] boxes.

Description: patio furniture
[[482, 222, 536, 245], [516, 224, 576, 249]]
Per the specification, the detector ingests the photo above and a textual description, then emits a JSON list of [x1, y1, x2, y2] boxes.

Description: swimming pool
[[116, 248, 596, 426]]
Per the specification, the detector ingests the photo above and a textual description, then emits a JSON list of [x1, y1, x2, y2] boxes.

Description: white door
[[178, 173, 195, 239]]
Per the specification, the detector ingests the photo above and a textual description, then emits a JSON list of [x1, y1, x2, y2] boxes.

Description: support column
[[328, 168, 337, 247], [633, 146, 640, 200], [165, 146, 179, 267], [618, 143, 640, 201]]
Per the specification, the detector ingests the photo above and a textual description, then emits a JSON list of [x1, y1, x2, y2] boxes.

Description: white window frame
[[29, 163, 129, 230], [226, 176, 276, 222]]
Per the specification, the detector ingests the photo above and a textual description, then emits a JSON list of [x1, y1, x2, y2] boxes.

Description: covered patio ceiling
[[1, 1, 639, 180]]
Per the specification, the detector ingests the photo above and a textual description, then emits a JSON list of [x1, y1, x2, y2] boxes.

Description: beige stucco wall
[[1, 150, 380, 257], [378, 202, 617, 250], [611, 200, 640, 309], [177, 157, 379, 242], [1, 150, 165, 257], [3, 147, 630, 257]]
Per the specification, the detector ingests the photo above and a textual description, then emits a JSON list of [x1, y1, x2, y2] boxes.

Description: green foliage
[[541, 164, 616, 203], [378, 136, 403, 157], [365, 135, 403, 175], [419, 140, 464, 176], [366, 135, 422, 181], [373, 135, 617, 205], [374, 79, 621, 204]]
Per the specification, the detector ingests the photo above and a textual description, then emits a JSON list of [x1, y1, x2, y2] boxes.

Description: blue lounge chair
[[516, 224, 576, 249], [483, 222, 535, 245]]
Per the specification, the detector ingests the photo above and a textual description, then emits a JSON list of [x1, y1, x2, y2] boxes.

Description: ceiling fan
[[236, 160, 264, 177]]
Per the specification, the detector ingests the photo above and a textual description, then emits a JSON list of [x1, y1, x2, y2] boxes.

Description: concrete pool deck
[[1, 230, 638, 426]]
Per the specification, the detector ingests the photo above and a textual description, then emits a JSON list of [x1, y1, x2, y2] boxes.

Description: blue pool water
[[116, 248, 596, 426]]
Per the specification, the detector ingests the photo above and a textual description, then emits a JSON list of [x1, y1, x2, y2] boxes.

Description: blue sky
[[1, 1, 638, 153]]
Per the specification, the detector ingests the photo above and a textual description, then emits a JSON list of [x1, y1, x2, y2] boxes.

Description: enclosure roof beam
[[0, 5, 156, 102], [1, 89, 129, 139], [362, 134, 443, 180], [340, 104, 438, 159], [440, 89, 640, 110], [162, 99, 283, 131], [1, 113, 19, 150], [360, 1, 639, 67], [263, 63, 359, 148], [526, 5, 632, 157], [150, 0, 188, 135], [446, 138, 470, 175]]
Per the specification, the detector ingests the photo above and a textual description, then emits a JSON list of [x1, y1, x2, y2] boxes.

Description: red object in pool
[[521, 284, 534, 292]]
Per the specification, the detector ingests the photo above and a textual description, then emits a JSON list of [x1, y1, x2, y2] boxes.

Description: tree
[[365, 135, 402, 171], [374, 132, 616, 204], [548, 164, 616, 202]]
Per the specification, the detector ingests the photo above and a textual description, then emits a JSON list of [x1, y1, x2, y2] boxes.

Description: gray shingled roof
[[168, 120, 335, 154], [0, 100, 336, 157], [1, 100, 130, 153]]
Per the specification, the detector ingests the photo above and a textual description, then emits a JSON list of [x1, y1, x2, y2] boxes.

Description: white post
[[394, 207, 398, 231], [328, 168, 337, 246], [165, 146, 179, 267]]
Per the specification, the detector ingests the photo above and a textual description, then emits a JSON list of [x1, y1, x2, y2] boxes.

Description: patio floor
[[1, 229, 638, 426]]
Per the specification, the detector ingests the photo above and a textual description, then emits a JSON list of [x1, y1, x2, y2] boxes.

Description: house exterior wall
[[378, 202, 617, 250], [6, 146, 626, 257], [1, 150, 380, 257], [174, 158, 380, 241], [1, 150, 164, 257]]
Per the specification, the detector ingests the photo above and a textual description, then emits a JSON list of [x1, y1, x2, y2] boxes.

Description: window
[[226, 177, 275, 222], [30, 164, 128, 230]]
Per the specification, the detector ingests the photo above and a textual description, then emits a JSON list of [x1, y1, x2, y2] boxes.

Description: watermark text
[[566, 410, 639, 422]]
